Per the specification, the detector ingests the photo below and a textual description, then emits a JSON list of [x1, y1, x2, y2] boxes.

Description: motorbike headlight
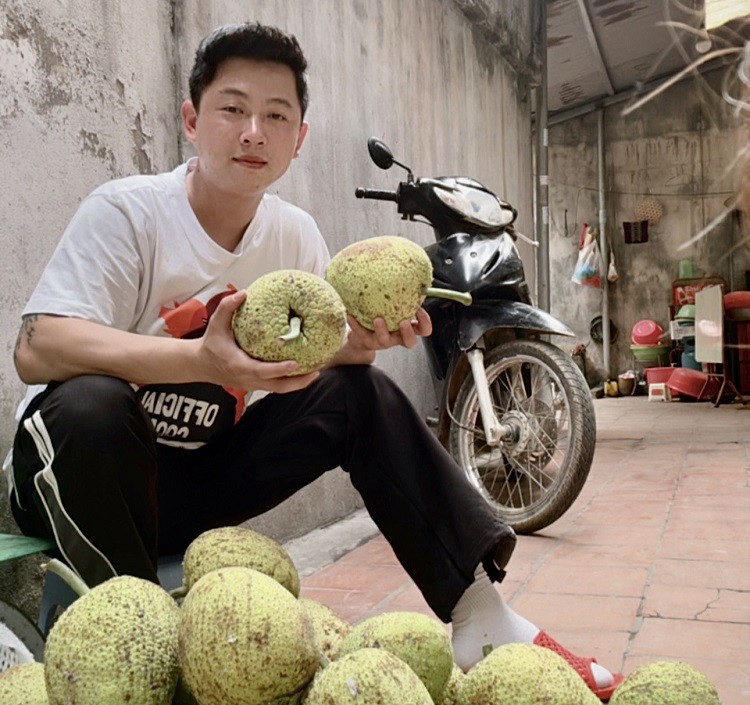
[[432, 179, 514, 228]]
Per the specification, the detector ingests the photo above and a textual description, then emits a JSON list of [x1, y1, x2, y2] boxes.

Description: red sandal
[[533, 631, 623, 702]]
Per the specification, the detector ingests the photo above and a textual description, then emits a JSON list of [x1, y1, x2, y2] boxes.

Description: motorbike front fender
[[458, 301, 574, 350]]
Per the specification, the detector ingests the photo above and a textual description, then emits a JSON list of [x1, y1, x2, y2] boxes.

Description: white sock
[[451, 566, 537, 670], [450, 566, 614, 690]]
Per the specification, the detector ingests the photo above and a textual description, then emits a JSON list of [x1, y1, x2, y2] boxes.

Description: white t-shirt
[[14, 158, 330, 448]]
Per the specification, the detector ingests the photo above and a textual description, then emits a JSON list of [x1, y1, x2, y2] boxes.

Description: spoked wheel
[[0, 599, 45, 674], [448, 339, 596, 534]]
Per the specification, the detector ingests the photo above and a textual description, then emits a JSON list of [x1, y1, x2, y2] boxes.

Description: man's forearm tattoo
[[14, 314, 39, 363]]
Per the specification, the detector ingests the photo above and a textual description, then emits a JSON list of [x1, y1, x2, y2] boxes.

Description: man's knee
[[322, 364, 397, 395], [319, 365, 413, 423], [43, 375, 151, 442]]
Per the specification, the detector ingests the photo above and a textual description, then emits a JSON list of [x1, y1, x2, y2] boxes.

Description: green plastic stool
[[0, 534, 56, 564], [37, 553, 184, 636], [0, 534, 183, 636]]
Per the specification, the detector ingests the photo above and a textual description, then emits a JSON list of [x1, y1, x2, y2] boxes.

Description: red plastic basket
[[645, 367, 675, 386], [631, 320, 663, 345], [666, 368, 719, 400]]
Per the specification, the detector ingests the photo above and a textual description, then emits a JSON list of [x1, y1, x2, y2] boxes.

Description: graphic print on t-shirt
[[136, 286, 248, 445]]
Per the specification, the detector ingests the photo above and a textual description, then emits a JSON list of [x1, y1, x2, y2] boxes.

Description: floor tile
[[509, 593, 641, 632], [630, 618, 750, 663], [658, 536, 750, 563], [523, 563, 649, 597], [641, 583, 750, 622], [650, 557, 750, 590]]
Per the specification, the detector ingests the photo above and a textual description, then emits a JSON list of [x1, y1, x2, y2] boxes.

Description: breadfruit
[[326, 235, 471, 331], [336, 610, 453, 701], [609, 660, 721, 705], [0, 662, 48, 704], [178, 566, 318, 705], [304, 647, 433, 705], [459, 642, 600, 705], [299, 598, 351, 662], [232, 269, 346, 374], [435, 663, 465, 705], [44, 575, 180, 705], [181, 526, 300, 597]]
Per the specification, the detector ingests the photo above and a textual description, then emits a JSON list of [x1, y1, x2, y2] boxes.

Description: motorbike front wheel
[[448, 339, 595, 534]]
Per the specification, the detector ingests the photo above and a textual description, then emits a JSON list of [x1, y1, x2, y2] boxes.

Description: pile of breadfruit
[[0, 525, 723, 705]]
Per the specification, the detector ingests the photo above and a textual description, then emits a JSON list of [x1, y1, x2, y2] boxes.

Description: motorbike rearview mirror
[[367, 138, 394, 169], [367, 137, 414, 181]]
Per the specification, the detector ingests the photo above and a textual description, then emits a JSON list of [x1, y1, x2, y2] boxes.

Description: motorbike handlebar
[[355, 187, 399, 202]]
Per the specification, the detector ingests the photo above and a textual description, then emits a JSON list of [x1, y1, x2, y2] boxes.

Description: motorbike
[[356, 138, 596, 534]]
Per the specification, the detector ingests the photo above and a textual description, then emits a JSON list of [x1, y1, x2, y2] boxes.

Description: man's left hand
[[347, 307, 433, 351]]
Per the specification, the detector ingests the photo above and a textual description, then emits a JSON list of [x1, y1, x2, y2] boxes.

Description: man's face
[[182, 57, 308, 199]]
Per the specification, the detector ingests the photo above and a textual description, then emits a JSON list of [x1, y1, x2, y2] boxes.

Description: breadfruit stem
[[422, 287, 473, 306], [42, 558, 91, 597], [169, 585, 188, 600], [279, 316, 302, 341]]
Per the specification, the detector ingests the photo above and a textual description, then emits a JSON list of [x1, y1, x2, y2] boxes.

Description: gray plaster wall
[[0, 0, 538, 609], [547, 66, 746, 382]]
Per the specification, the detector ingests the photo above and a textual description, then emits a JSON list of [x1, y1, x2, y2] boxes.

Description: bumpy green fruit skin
[[304, 648, 434, 705], [182, 526, 300, 597], [435, 663, 465, 705], [336, 610, 453, 701], [459, 643, 600, 705], [326, 236, 432, 331], [298, 598, 351, 661], [232, 270, 346, 375], [609, 660, 721, 705], [0, 662, 49, 704], [178, 567, 318, 705], [44, 576, 180, 705]]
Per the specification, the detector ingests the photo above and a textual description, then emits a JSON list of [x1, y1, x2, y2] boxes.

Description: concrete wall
[[547, 66, 747, 383], [0, 0, 538, 609]]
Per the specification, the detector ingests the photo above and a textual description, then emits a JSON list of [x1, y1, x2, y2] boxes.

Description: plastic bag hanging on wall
[[571, 222, 602, 288], [623, 220, 649, 244], [607, 246, 619, 282]]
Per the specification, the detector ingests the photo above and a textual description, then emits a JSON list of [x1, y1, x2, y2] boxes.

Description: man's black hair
[[189, 22, 309, 118]]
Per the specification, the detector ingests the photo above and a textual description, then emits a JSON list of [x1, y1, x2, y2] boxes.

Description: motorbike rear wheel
[[448, 339, 595, 534]]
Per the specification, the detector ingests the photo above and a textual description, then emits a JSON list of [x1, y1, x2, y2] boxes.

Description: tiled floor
[[300, 395, 750, 705]]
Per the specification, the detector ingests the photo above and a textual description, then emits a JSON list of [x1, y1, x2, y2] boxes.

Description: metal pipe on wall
[[597, 108, 610, 376], [534, 0, 550, 313]]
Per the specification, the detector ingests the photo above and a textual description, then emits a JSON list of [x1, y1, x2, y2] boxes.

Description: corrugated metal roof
[[547, 0, 749, 116]]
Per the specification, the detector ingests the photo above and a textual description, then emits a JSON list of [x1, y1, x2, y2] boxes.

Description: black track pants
[[10, 366, 516, 621]]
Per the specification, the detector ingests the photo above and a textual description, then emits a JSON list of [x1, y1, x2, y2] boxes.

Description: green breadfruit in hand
[[304, 648, 433, 705], [232, 270, 347, 375], [459, 642, 600, 705], [0, 662, 49, 704], [44, 576, 180, 705], [609, 660, 721, 705], [336, 610, 453, 701], [181, 526, 300, 597], [326, 235, 471, 331]]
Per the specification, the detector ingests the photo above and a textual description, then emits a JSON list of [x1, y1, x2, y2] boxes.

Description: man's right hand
[[196, 289, 320, 394]]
